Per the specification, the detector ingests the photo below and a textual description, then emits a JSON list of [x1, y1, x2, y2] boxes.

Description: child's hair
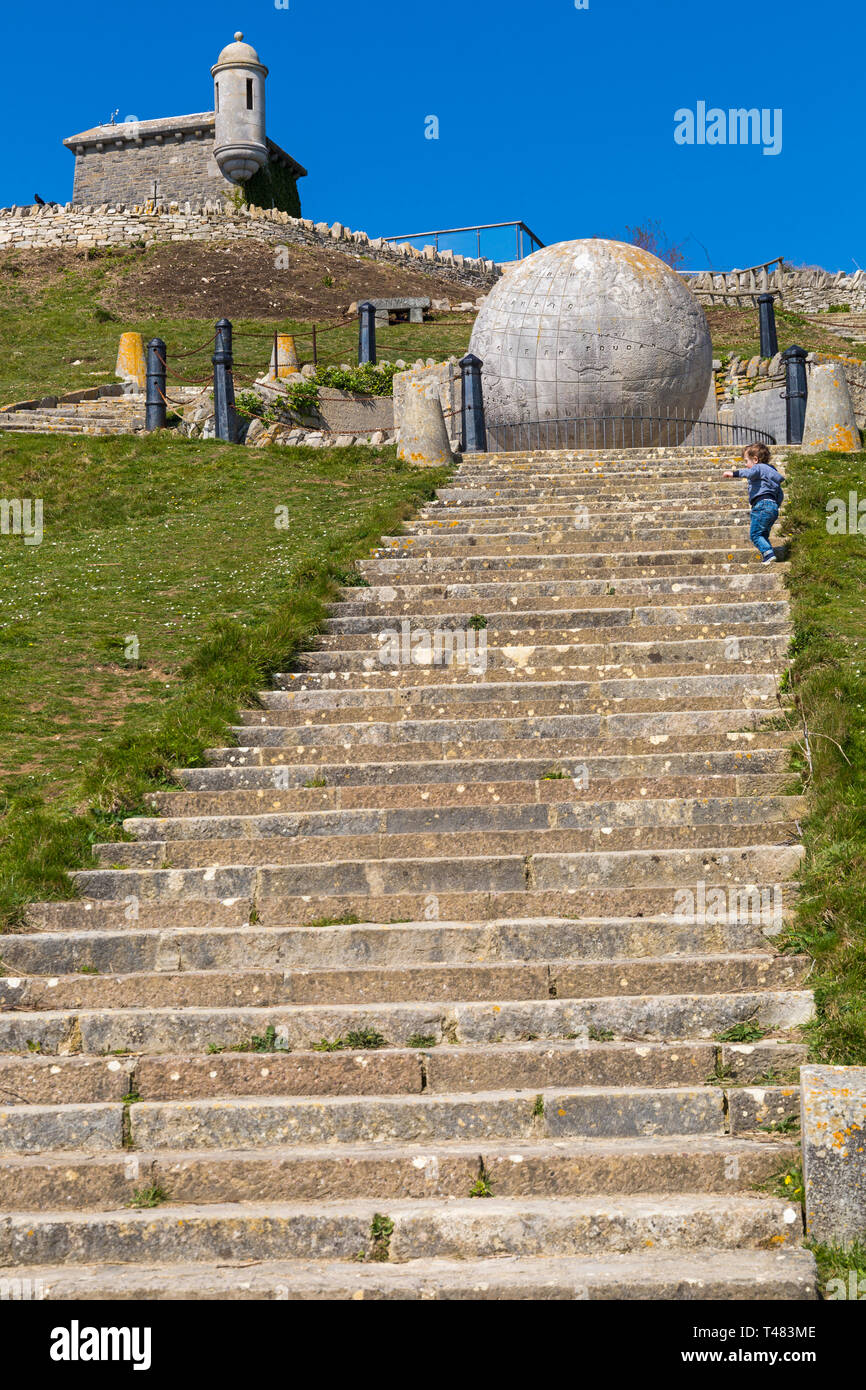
[[742, 443, 772, 465]]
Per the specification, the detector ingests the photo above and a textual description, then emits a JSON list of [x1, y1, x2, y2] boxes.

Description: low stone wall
[[687, 265, 866, 313], [716, 352, 866, 434], [0, 202, 499, 293]]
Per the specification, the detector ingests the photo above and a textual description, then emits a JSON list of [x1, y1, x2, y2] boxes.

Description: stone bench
[[368, 297, 430, 328]]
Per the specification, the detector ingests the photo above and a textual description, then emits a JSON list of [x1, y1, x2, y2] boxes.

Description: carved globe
[[469, 239, 713, 434]]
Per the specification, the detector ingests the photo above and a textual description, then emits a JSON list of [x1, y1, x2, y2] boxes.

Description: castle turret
[[211, 32, 268, 183]]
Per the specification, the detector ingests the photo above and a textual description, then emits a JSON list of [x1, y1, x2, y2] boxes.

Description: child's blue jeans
[[749, 500, 779, 559]]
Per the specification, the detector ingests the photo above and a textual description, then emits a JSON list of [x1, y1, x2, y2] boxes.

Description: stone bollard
[[358, 302, 377, 366], [145, 338, 167, 431], [396, 378, 455, 466], [268, 333, 299, 381], [801, 362, 861, 454], [801, 1066, 866, 1252], [782, 345, 808, 445], [212, 318, 237, 444], [116, 332, 147, 391]]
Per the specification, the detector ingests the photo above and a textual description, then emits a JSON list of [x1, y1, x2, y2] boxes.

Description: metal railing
[[380, 221, 545, 263], [483, 414, 777, 453]]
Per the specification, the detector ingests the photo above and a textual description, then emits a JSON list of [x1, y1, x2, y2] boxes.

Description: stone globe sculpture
[[469, 239, 713, 444]]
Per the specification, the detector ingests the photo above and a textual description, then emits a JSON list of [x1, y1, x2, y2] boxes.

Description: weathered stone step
[[93, 820, 801, 870], [316, 601, 789, 639], [240, 685, 785, 732], [403, 511, 750, 530], [0, 1136, 799, 1210], [358, 550, 764, 578], [374, 528, 759, 555], [0, 1196, 803, 1268], [147, 771, 796, 818], [124, 795, 804, 842], [73, 842, 805, 903], [4, 1247, 816, 1300], [219, 710, 785, 762], [3, 916, 783, 975], [0, 953, 810, 1011], [0, 989, 813, 1055], [258, 665, 788, 716], [0, 1038, 807, 1105], [179, 740, 793, 788], [333, 581, 786, 616]]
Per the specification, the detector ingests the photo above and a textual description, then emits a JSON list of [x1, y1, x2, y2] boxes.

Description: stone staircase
[[0, 394, 146, 436], [803, 312, 866, 346], [0, 445, 818, 1300]]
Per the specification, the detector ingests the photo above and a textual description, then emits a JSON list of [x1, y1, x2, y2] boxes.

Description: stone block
[[801, 1065, 866, 1245]]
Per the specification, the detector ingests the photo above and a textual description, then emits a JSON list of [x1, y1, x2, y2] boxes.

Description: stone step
[[3, 916, 786, 972], [241, 684, 786, 730], [93, 821, 801, 870], [124, 795, 804, 841], [0, 953, 811, 1011], [373, 529, 759, 555], [218, 708, 786, 757], [0, 1088, 800, 1157], [0, 1196, 803, 1268], [178, 741, 793, 788], [73, 842, 805, 902], [147, 772, 796, 818], [358, 550, 766, 578], [405, 515, 752, 535], [333, 582, 786, 616], [0, 990, 813, 1055], [257, 666, 789, 716], [315, 602, 789, 639], [0, 1039, 807, 1104], [3, 1248, 817, 1299], [0, 1136, 799, 1210]]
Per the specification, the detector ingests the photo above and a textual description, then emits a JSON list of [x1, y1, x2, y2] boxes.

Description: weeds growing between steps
[[0, 434, 446, 926], [778, 446, 866, 1065]]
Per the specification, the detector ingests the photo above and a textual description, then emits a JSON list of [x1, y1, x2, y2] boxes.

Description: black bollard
[[758, 293, 779, 358], [459, 353, 487, 453], [145, 338, 167, 431], [782, 344, 808, 445], [212, 318, 237, 443], [358, 301, 377, 365]]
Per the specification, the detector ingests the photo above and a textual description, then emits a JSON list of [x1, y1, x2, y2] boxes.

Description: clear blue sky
[[7, 0, 862, 270]]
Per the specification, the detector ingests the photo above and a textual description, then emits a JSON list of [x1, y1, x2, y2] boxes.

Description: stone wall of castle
[[0, 203, 501, 291], [71, 136, 233, 208]]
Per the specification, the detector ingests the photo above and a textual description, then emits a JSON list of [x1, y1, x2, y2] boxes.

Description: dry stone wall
[[0, 203, 500, 292], [687, 265, 866, 313]]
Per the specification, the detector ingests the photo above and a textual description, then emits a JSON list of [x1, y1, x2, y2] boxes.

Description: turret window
[[246, 79, 254, 109], [215, 84, 219, 112]]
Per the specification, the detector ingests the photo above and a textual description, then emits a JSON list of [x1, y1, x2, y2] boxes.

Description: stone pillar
[[801, 1066, 866, 1248], [397, 378, 455, 466], [801, 362, 861, 454], [116, 332, 147, 391]]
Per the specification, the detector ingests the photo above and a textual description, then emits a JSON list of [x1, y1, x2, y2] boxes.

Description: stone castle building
[[63, 33, 306, 213]]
